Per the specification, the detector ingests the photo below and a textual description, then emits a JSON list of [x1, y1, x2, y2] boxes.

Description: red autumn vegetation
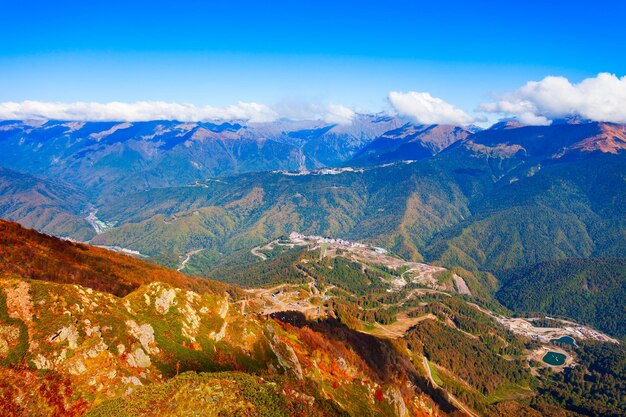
[[0, 220, 242, 298], [0, 368, 90, 417]]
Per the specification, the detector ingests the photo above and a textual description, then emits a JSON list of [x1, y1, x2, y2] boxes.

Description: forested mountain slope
[[0, 168, 93, 240], [496, 258, 626, 339]]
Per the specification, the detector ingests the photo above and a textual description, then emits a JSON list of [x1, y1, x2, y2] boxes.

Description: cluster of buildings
[[287, 231, 387, 253]]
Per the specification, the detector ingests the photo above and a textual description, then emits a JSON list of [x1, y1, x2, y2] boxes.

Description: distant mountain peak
[[490, 119, 525, 130], [348, 122, 470, 166], [551, 115, 592, 125], [568, 122, 626, 154]]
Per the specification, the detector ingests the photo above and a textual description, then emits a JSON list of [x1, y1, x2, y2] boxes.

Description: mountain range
[[0, 115, 405, 197], [0, 118, 624, 277], [1, 114, 626, 416], [4, 117, 623, 272]]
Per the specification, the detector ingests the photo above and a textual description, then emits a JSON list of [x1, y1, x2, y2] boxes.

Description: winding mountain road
[[250, 246, 268, 260], [177, 249, 204, 272]]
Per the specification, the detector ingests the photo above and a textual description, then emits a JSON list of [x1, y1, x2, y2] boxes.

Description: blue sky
[[1, 0, 625, 122]]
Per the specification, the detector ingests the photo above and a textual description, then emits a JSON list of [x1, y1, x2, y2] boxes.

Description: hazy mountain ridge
[[0, 115, 406, 197], [350, 124, 471, 166]]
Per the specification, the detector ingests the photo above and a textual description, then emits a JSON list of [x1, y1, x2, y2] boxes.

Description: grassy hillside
[[86, 371, 349, 417], [0, 221, 453, 417], [2, 276, 447, 416]]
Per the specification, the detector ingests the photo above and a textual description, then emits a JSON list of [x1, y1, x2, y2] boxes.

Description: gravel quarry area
[[495, 315, 619, 344]]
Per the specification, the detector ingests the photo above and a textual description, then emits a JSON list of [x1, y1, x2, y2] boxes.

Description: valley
[[85, 208, 116, 234]]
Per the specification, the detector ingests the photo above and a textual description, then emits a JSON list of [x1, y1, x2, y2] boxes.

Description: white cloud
[[0, 100, 279, 123], [322, 104, 355, 125], [388, 91, 475, 125], [480, 73, 626, 125], [271, 101, 355, 125], [217, 102, 279, 122], [0, 100, 356, 125]]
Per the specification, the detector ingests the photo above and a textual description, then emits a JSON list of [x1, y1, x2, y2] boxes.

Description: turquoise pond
[[550, 336, 576, 346], [543, 351, 567, 366]]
